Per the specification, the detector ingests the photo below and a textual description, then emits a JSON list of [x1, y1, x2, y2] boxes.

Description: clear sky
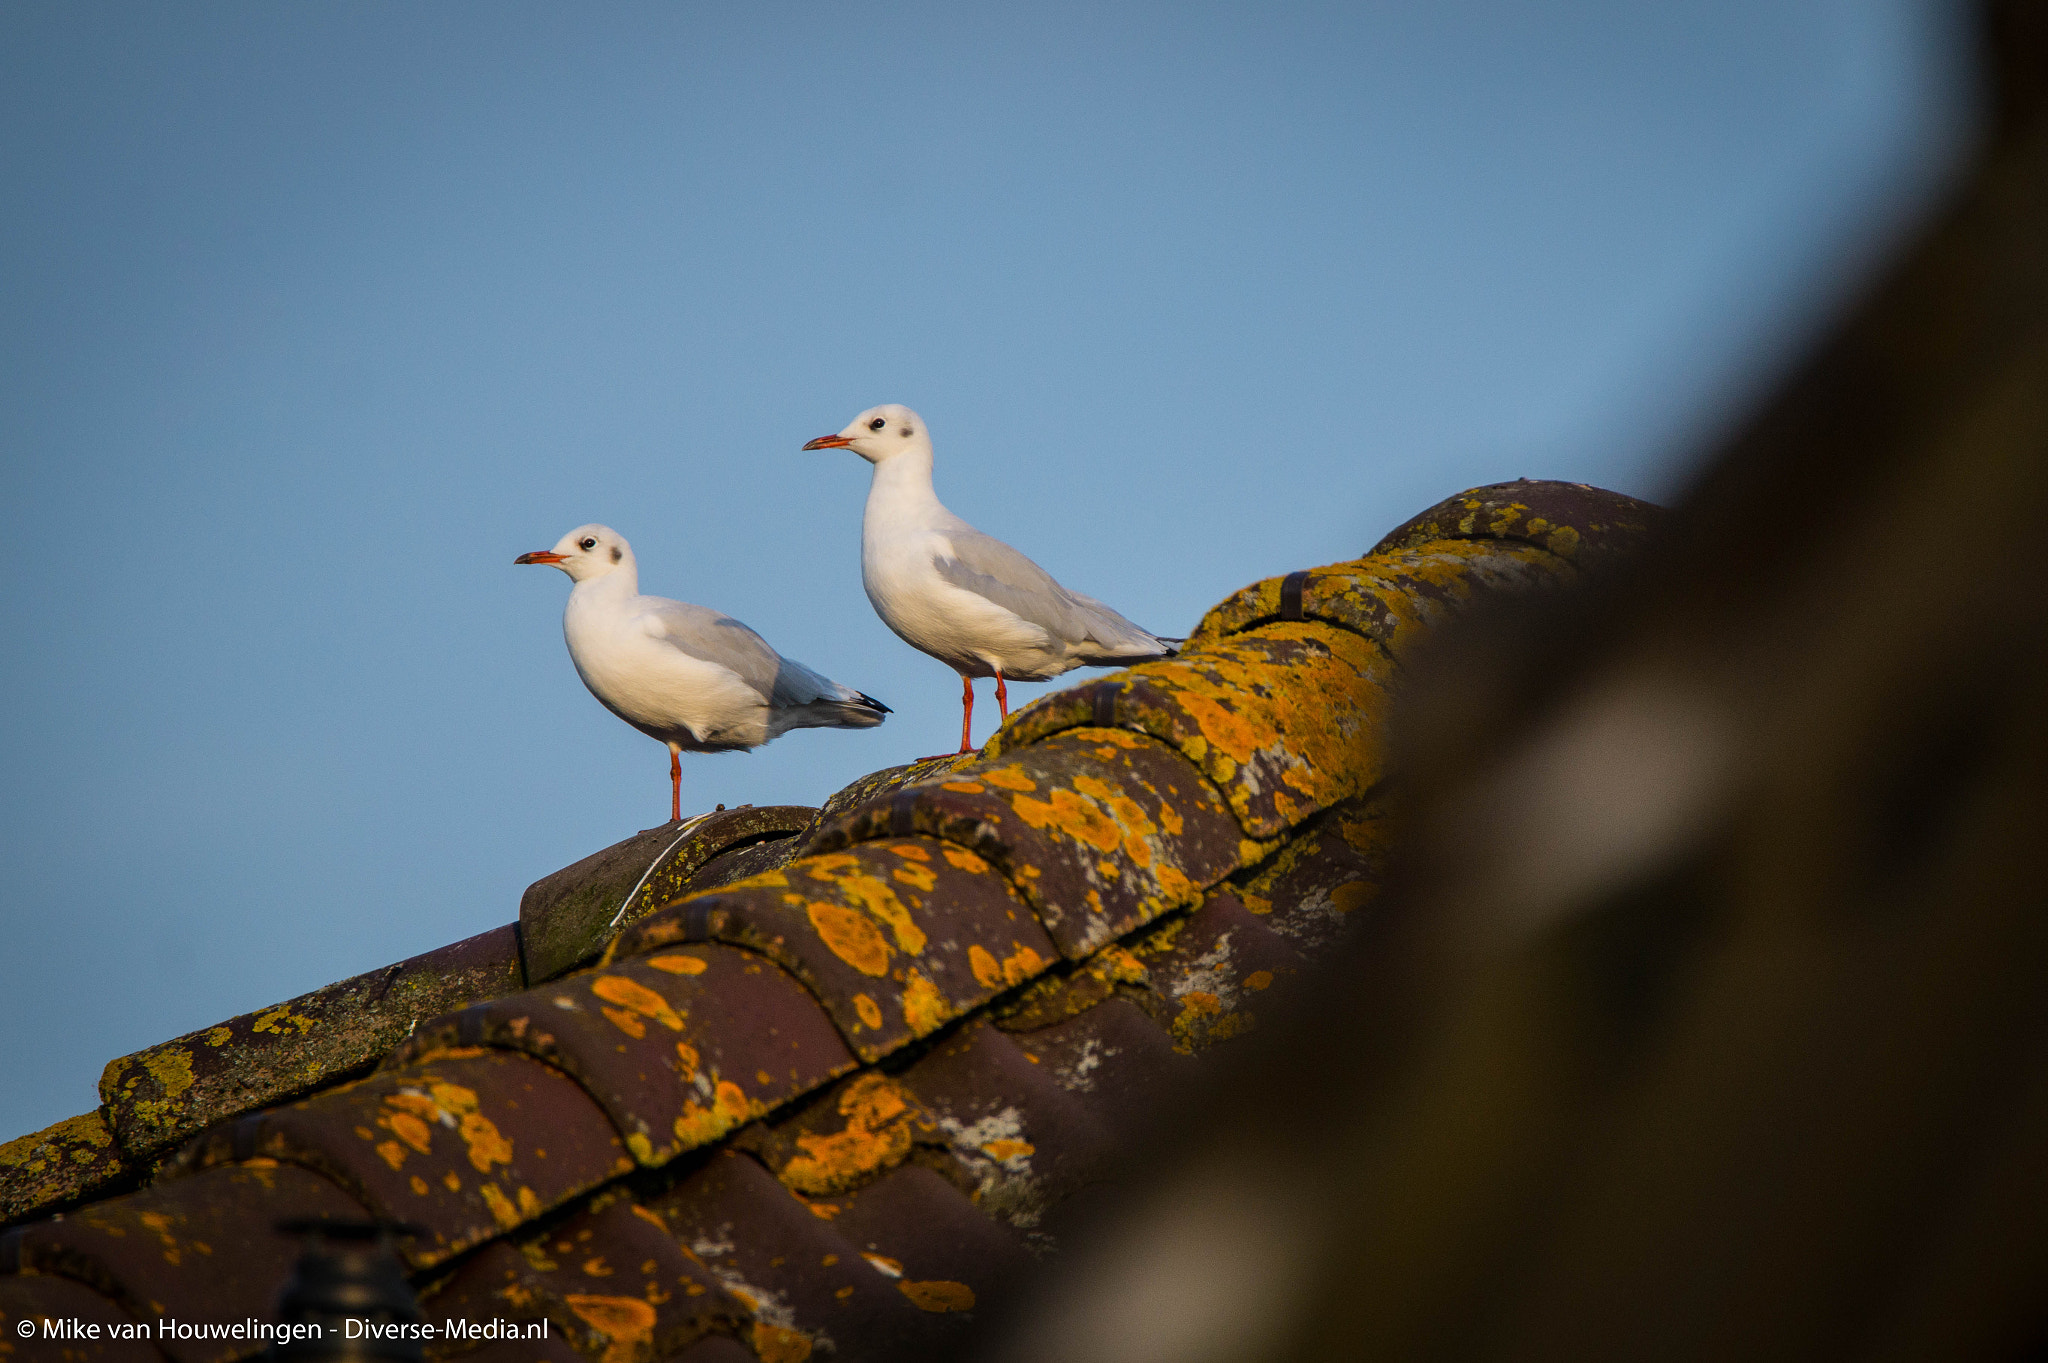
[[0, 2, 1970, 1141]]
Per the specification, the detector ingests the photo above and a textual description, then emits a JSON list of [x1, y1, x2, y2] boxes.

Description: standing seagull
[[804, 404, 1177, 754], [516, 524, 889, 822]]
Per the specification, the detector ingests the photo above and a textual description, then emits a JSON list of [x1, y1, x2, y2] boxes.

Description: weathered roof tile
[[1, 1163, 364, 1363], [97, 925, 525, 1165], [1369, 478, 1660, 563], [611, 839, 1056, 1065], [390, 945, 857, 1170], [416, 1191, 741, 1361], [520, 806, 818, 984], [807, 730, 1244, 959], [173, 1051, 631, 1272], [0, 1112, 132, 1228], [0, 1274, 159, 1363]]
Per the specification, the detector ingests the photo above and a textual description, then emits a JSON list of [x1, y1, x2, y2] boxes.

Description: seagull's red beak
[[514, 550, 567, 565], [802, 434, 854, 450]]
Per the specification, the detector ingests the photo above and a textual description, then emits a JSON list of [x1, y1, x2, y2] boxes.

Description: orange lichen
[[900, 1280, 976, 1313], [385, 1111, 433, 1155], [982, 767, 1037, 791], [564, 1294, 656, 1363], [886, 844, 930, 861], [900, 968, 950, 1035], [442, 1171, 462, 1192], [673, 1040, 700, 1081], [1002, 944, 1049, 985], [592, 975, 685, 1031], [805, 859, 929, 955], [892, 861, 937, 891], [1331, 881, 1375, 914], [779, 1074, 919, 1195], [409, 1175, 429, 1196], [1011, 787, 1124, 852], [375, 1141, 408, 1171], [601, 1007, 647, 1039], [968, 945, 1005, 989], [479, 1182, 521, 1229], [645, 953, 708, 975], [673, 1079, 763, 1149], [630, 1204, 668, 1232], [981, 1139, 1034, 1161], [853, 993, 883, 1030], [940, 846, 989, 873], [806, 901, 892, 977], [940, 781, 985, 794], [1244, 970, 1274, 991]]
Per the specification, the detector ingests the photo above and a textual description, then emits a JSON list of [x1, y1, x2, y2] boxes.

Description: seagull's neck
[[568, 563, 641, 609], [865, 448, 951, 534]]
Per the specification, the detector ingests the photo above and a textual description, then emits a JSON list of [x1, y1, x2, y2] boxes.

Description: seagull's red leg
[[669, 744, 682, 824], [994, 668, 1010, 723], [958, 674, 975, 753]]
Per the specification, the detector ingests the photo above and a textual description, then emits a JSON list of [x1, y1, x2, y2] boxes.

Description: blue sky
[[0, 1, 1970, 1141]]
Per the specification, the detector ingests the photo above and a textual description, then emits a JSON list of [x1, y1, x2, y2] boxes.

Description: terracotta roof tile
[[1, 1163, 365, 1362], [611, 838, 1055, 1066], [171, 1051, 632, 1272], [416, 1191, 742, 1360], [391, 945, 857, 1172], [1369, 478, 1661, 563]]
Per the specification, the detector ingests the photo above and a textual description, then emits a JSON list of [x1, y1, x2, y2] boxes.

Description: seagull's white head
[[514, 523, 634, 583], [802, 404, 930, 465]]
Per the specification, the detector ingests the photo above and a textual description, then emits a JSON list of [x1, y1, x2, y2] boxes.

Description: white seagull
[[804, 404, 1177, 754], [516, 524, 889, 822]]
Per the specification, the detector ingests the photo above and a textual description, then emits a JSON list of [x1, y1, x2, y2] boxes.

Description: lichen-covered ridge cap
[[1370, 478, 1662, 561], [519, 803, 820, 983], [93, 920, 524, 1166]]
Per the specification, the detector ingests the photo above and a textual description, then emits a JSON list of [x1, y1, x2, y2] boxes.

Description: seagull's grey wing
[[643, 600, 851, 708], [936, 528, 1161, 652]]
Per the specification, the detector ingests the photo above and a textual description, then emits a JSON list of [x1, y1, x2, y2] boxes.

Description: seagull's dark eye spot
[[579, 537, 597, 551], [868, 417, 886, 431], [610, 546, 621, 563], [900, 426, 912, 436]]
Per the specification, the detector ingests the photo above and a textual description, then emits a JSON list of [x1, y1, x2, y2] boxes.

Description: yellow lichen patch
[[806, 859, 928, 955], [891, 862, 937, 891], [625, 1131, 655, 1165], [645, 953, 708, 975], [968, 945, 1005, 990], [1011, 787, 1124, 852], [900, 968, 950, 1035], [1546, 524, 1581, 558], [940, 845, 989, 873], [140, 1048, 197, 1100], [853, 994, 883, 1030], [981, 1139, 1034, 1161], [1158, 802, 1184, 836], [602, 1007, 647, 1040], [460, 1112, 514, 1173], [1094, 945, 1148, 985], [591, 975, 685, 1032], [900, 1280, 976, 1313], [479, 1182, 521, 1230], [779, 1074, 919, 1195], [564, 1294, 656, 1363], [1001, 944, 1049, 985], [982, 767, 1036, 791], [672, 1079, 764, 1150], [251, 1005, 318, 1037], [1243, 970, 1274, 991], [1181, 991, 1222, 1017], [674, 1040, 700, 1081], [385, 1111, 433, 1155], [203, 1026, 233, 1048], [940, 781, 985, 794], [806, 901, 892, 977], [751, 1323, 813, 1363], [886, 844, 931, 861]]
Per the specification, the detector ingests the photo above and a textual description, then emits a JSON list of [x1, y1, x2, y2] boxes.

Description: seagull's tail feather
[[1072, 632, 1180, 669], [782, 692, 890, 732]]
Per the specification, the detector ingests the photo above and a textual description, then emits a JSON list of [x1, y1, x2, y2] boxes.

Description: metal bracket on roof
[[1279, 570, 1310, 621]]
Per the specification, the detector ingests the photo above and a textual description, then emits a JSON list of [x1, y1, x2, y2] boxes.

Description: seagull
[[516, 524, 889, 822], [804, 404, 1177, 754]]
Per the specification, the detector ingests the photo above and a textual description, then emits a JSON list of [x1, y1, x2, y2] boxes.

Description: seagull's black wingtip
[[858, 692, 893, 714]]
